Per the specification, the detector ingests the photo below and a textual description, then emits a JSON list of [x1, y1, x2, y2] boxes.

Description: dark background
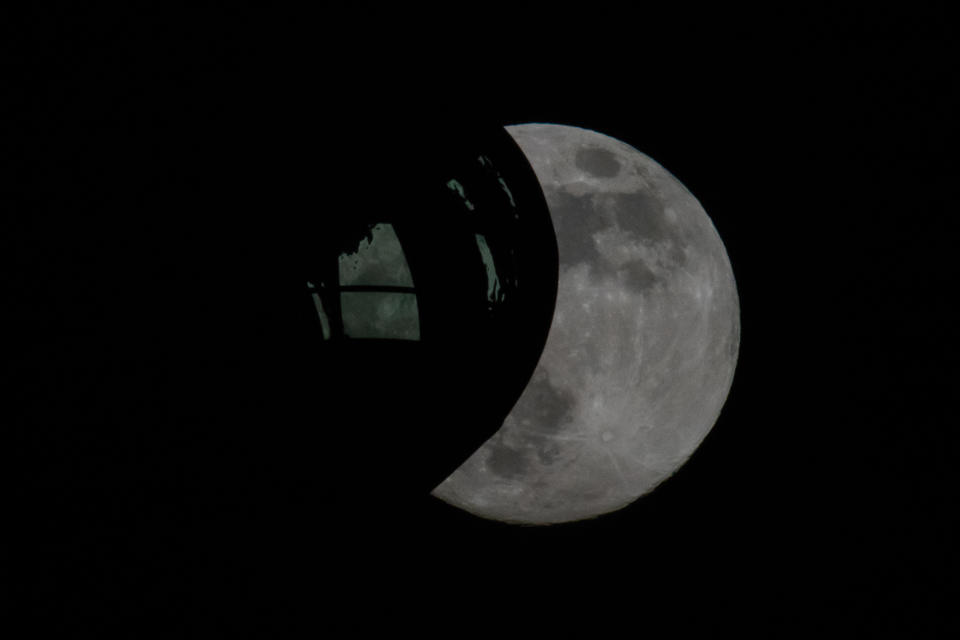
[[5, 6, 956, 635]]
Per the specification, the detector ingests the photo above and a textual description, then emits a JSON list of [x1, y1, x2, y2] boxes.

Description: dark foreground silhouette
[[8, 10, 558, 632]]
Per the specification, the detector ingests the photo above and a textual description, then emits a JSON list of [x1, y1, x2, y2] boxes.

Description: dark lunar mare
[[614, 191, 670, 243], [548, 190, 609, 267], [484, 374, 577, 479], [575, 146, 622, 177]]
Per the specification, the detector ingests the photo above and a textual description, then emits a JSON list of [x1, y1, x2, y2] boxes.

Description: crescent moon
[[432, 123, 740, 525]]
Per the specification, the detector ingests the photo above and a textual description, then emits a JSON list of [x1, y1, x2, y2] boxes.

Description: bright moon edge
[[432, 123, 740, 526]]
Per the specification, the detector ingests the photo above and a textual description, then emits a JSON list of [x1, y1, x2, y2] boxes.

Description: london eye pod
[[304, 118, 559, 504]]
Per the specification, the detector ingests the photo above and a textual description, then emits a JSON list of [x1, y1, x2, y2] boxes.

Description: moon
[[431, 123, 740, 525]]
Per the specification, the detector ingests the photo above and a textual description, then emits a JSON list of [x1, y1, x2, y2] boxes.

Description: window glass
[[340, 291, 420, 340], [338, 223, 414, 287]]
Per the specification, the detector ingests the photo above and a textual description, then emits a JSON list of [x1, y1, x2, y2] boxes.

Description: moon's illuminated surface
[[432, 123, 740, 525]]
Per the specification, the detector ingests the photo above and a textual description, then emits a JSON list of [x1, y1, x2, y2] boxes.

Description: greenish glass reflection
[[474, 234, 503, 304], [446, 179, 475, 211], [312, 292, 332, 340], [307, 280, 332, 340], [338, 223, 414, 287], [340, 292, 420, 340]]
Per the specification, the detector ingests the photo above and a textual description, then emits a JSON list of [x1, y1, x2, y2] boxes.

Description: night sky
[[7, 7, 956, 634]]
